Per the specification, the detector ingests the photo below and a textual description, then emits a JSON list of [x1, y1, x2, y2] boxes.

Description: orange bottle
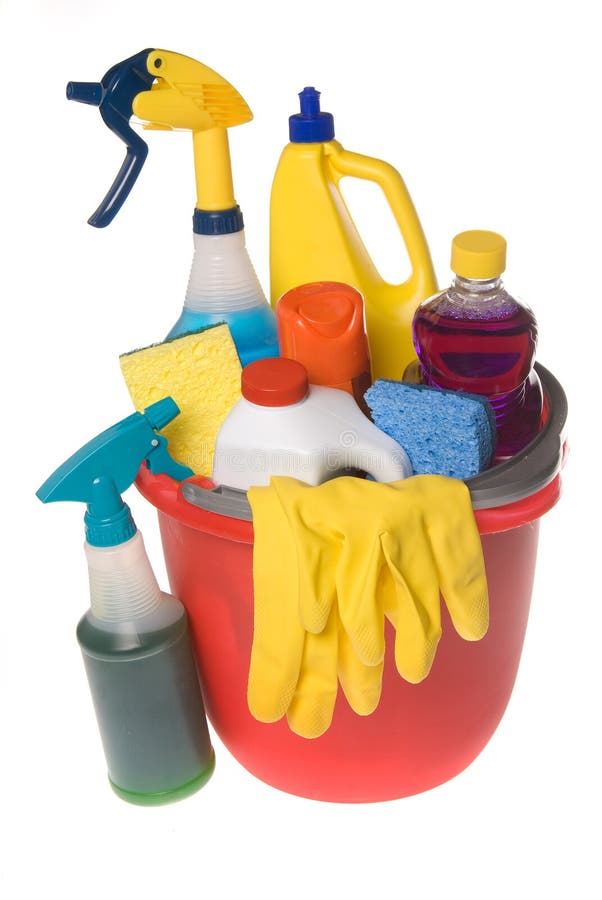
[[276, 282, 372, 410]]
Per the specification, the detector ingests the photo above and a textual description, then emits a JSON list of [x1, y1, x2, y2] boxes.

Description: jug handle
[[327, 146, 437, 295]]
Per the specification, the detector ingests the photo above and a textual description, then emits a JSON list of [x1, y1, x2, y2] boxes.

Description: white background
[[1, 1, 600, 897]]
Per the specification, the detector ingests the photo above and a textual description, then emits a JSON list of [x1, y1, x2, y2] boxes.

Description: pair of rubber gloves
[[247, 475, 489, 739]]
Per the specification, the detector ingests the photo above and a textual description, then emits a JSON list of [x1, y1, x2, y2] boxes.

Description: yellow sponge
[[120, 324, 242, 476]]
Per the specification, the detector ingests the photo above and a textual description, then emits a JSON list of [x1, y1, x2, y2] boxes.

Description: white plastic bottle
[[212, 358, 411, 490]]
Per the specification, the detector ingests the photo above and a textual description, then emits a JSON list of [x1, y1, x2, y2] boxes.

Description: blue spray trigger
[[67, 48, 156, 228], [66, 82, 103, 106], [37, 398, 193, 545]]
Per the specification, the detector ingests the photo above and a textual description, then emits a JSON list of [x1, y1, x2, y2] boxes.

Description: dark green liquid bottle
[[36, 398, 213, 804], [78, 599, 214, 805], [78, 531, 215, 805]]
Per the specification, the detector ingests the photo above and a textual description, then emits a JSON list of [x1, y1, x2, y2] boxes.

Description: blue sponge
[[364, 380, 496, 479]]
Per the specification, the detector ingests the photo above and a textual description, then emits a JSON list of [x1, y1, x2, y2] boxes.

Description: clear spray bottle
[[67, 48, 278, 366], [37, 397, 215, 804]]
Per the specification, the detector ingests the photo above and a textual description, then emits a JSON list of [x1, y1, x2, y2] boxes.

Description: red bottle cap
[[241, 358, 309, 407], [276, 282, 371, 392]]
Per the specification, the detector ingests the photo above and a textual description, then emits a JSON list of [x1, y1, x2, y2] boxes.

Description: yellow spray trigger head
[[133, 49, 252, 210], [133, 50, 253, 132], [67, 48, 252, 223], [451, 230, 507, 280]]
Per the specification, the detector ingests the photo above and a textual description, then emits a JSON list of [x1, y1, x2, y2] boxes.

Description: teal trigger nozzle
[[37, 396, 193, 546]]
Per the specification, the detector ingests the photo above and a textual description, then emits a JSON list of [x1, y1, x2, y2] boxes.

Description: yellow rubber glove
[[276, 474, 489, 683], [246, 484, 304, 723], [248, 475, 488, 739], [247, 482, 383, 738], [285, 610, 383, 738]]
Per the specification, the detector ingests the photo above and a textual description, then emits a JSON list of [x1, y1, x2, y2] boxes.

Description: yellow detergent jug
[[270, 87, 438, 380]]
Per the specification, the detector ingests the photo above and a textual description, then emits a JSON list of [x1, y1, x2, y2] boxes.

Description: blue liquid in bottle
[[168, 304, 279, 367], [168, 228, 279, 367]]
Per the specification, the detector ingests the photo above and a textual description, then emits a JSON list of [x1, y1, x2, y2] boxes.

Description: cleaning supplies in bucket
[[36, 399, 215, 805], [247, 474, 489, 739], [68, 49, 278, 366], [44, 48, 568, 805], [136, 363, 567, 801], [411, 230, 544, 461], [119, 323, 242, 476], [270, 87, 437, 380], [211, 357, 412, 490]]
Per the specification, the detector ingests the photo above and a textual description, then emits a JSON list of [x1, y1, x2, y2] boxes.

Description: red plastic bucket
[[137, 364, 567, 802]]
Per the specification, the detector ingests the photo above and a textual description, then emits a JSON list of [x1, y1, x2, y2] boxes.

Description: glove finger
[[247, 485, 305, 722], [381, 531, 442, 683], [286, 606, 339, 739], [335, 531, 386, 666], [296, 525, 339, 633], [421, 477, 489, 640], [272, 477, 339, 633], [337, 616, 383, 716]]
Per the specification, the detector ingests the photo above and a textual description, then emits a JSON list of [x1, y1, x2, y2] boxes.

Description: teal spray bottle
[[36, 397, 215, 805], [67, 48, 278, 365]]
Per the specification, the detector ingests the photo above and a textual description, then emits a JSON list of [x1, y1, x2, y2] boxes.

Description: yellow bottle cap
[[451, 230, 507, 279]]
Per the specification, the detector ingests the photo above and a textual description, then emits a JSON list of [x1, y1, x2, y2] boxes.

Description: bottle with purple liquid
[[411, 230, 543, 462]]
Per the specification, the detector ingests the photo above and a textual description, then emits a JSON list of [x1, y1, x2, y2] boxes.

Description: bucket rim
[[467, 363, 567, 509], [136, 363, 567, 538]]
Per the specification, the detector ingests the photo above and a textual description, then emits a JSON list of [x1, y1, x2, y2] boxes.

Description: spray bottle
[[67, 49, 278, 366], [36, 397, 215, 805], [270, 87, 438, 381]]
